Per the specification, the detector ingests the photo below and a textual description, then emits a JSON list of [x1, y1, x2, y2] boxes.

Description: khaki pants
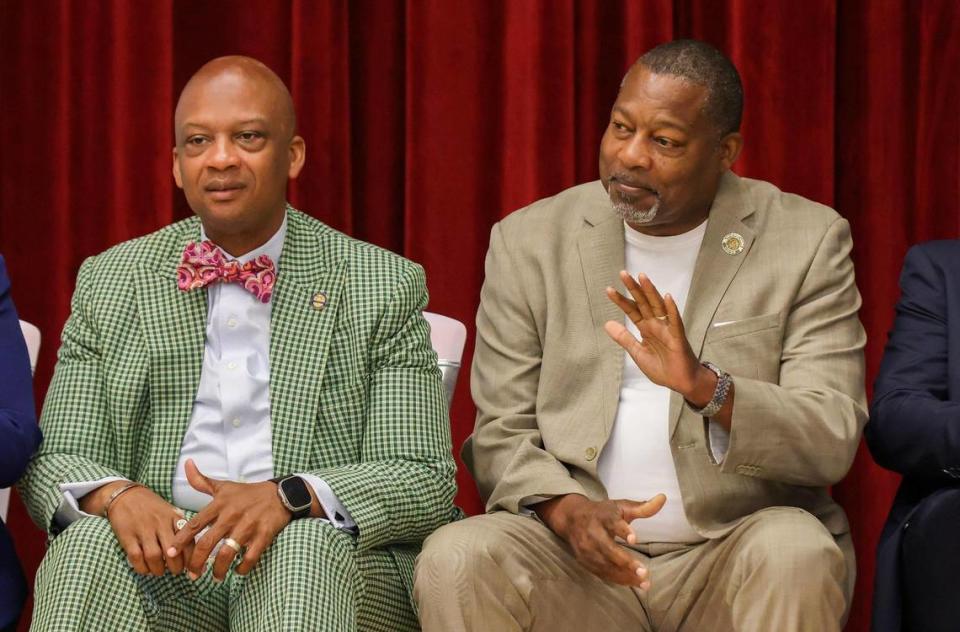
[[414, 507, 853, 632]]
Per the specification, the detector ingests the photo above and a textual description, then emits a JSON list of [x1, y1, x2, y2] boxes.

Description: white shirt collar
[[200, 209, 288, 266]]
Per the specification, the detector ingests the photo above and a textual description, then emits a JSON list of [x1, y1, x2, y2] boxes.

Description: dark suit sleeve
[[0, 255, 41, 487], [866, 243, 960, 481]]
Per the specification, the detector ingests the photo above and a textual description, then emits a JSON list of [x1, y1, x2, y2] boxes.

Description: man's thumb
[[619, 494, 667, 521]]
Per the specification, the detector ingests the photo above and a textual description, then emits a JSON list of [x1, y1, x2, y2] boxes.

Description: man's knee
[[260, 519, 357, 580], [737, 508, 846, 585], [416, 514, 520, 586], [44, 517, 122, 568], [904, 488, 960, 547]]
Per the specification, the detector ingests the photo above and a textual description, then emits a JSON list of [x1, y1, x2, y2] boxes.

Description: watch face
[[281, 477, 313, 511]]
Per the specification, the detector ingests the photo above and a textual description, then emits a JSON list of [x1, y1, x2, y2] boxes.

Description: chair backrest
[[1, 322, 41, 521], [20, 320, 41, 376], [423, 312, 467, 411]]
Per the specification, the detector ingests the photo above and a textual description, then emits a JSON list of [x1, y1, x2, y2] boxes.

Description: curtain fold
[[2, 2, 957, 630]]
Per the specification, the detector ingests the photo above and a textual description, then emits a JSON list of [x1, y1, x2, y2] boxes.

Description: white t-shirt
[[597, 219, 715, 544]]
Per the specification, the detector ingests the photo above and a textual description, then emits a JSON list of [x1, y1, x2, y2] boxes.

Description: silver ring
[[175, 518, 188, 531], [223, 537, 243, 555]]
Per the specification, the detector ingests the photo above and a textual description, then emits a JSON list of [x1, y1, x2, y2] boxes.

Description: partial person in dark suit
[[866, 241, 960, 632], [0, 254, 42, 632]]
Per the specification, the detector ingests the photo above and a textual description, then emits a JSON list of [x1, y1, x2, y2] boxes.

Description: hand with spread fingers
[[535, 493, 667, 588], [80, 481, 193, 577], [166, 459, 304, 582], [604, 270, 705, 394]]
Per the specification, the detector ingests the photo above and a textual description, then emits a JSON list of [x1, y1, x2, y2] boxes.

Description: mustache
[[609, 174, 659, 197], [203, 178, 245, 191]]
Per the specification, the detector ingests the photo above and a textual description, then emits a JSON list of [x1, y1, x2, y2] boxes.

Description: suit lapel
[[135, 220, 206, 500], [668, 172, 756, 437], [577, 194, 627, 441], [268, 211, 346, 476]]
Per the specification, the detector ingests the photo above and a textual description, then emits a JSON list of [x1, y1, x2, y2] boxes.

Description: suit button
[[585, 447, 597, 461]]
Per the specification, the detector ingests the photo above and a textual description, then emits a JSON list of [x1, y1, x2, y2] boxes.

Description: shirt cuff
[[297, 473, 356, 531], [707, 420, 730, 464], [54, 476, 127, 529]]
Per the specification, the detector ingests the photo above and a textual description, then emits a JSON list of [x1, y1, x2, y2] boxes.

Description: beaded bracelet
[[103, 482, 144, 519]]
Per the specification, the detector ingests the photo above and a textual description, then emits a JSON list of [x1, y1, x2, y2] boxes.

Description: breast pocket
[[703, 312, 783, 382]]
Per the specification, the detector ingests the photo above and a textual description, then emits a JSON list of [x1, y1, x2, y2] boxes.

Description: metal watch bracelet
[[685, 361, 732, 418]]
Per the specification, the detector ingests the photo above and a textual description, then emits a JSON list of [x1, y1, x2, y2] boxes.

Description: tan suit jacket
[[464, 172, 867, 538]]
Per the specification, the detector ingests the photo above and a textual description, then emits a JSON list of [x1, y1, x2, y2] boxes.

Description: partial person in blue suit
[[0, 254, 41, 632], [866, 241, 960, 632]]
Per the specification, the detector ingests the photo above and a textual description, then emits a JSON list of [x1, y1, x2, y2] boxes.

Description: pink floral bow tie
[[177, 241, 276, 303]]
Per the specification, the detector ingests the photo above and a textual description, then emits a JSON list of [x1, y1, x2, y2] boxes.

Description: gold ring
[[223, 537, 243, 555], [655, 315, 668, 321]]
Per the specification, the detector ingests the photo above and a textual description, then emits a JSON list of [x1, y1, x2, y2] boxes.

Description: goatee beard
[[611, 196, 660, 224]]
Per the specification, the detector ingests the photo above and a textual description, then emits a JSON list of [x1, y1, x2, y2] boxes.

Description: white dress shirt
[[57, 213, 354, 530], [597, 220, 728, 544]]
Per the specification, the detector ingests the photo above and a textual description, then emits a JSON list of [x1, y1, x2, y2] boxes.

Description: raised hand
[[166, 459, 297, 581], [605, 271, 705, 398], [535, 493, 667, 588]]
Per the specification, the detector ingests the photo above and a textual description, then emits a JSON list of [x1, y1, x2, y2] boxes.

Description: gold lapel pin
[[721, 232, 745, 255], [311, 291, 328, 311]]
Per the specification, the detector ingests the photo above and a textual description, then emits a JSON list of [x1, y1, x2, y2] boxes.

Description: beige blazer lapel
[[268, 211, 346, 476], [668, 172, 756, 437], [134, 219, 206, 500], [577, 195, 627, 444]]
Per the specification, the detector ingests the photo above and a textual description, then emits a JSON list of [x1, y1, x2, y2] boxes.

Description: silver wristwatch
[[686, 361, 733, 418]]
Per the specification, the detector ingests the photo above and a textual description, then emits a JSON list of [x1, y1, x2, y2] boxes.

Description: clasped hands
[[86, 458, 295, 581], [536, 272, 719, 590]]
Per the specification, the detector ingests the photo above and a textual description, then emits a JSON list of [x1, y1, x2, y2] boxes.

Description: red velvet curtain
[[1, 2, 957, 630]]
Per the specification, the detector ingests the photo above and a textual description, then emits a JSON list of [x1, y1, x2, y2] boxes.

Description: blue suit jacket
[[866, 241, 960, 632], [0, 254, 41, 629]]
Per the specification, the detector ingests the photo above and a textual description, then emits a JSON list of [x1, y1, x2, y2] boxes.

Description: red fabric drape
[[1, 2, 957, 630]]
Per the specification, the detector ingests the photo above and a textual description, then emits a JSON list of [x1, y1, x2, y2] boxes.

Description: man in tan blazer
[[415, 39, 866, 632]]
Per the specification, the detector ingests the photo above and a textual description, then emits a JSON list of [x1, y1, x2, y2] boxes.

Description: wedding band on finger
[[654, 315, 668, 321], [175, 518, 188, 531], [223, 537, 243, 556]]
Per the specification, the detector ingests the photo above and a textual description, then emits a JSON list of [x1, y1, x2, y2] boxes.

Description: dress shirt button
[[227, 361, 237, 370], [585, 447, 597, 461], [231, 418, 241, 428], [227, 318, 238, 329]]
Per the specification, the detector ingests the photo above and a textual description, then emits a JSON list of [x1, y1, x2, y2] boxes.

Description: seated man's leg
[[32, 517, 146, 631], [646, 507, 851, 632], [32, 517, 229, 632], [414, 512, 650, 632], [901, 488, 960, 632], [230, 519, 417, 632]]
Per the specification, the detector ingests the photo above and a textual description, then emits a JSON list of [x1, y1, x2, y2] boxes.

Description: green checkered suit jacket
[[19, 208, 459, 595]]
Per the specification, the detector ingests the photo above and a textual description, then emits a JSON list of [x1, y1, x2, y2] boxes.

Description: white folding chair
[[423, 312, 467, 411], [19, 320, 41, 376], [0, 321, 41, 522]]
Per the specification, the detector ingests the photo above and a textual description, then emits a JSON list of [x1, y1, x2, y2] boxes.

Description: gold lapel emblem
[[721, 232, 745, 255], [311, 291, 328, 311]]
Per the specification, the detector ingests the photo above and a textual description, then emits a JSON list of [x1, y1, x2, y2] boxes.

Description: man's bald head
[[174, 55, 297, 144], [171, 55, 305, 257]]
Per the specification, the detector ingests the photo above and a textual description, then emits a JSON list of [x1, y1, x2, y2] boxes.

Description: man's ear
[[172, 147, 183, 189], [288, 136, 306, 180], [718, 132, 743, 171]]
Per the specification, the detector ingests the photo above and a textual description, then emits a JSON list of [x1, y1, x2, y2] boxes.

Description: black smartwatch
[[270, 475, 313, 519]]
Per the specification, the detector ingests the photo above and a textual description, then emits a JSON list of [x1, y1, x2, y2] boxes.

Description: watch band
[[686, 361, 733, 418], [270, 475, 313, 519]]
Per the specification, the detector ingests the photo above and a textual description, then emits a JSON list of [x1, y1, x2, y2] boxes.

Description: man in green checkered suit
[[18, 56, 458, 631]]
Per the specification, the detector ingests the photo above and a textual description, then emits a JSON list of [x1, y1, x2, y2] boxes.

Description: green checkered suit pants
[[31, 517, 419, 631]]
